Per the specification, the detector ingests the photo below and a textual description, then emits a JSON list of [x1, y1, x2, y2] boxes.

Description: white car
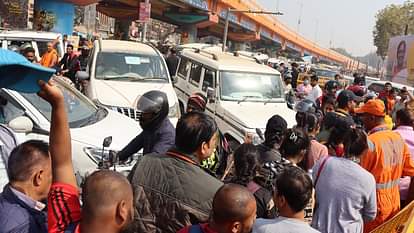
[[0, 30, 64, 61], [1, 76, 141, 180], [78, 39, 180, 125], [174, 47, 296, 147], [367, 80, 414, 95]]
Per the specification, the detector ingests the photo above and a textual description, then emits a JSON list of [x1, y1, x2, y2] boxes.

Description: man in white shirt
[[307, 75, 322, 103]]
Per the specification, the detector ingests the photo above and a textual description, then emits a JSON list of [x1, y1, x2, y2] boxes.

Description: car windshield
[[20, 81, 104, 128], [314, 69, 337, 78], [95, 52, 169, 81], [220, 71, 284, 102]]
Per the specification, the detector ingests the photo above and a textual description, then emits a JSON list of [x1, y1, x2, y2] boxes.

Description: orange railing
[[220, 0, 353, 64]]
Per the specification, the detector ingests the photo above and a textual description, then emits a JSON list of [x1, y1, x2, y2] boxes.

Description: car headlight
[[84, 147, 119, 164], [168, 102, 180, 118]]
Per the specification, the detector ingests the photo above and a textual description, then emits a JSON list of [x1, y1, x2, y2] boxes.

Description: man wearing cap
[[355, 99, 414, 232], [334, 90, 362, 128]]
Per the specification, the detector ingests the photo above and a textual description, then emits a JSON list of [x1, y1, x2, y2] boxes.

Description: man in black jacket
[[58, 44, 80, 85], [128, 111, 223, 233], [118, 90, 175, 161]]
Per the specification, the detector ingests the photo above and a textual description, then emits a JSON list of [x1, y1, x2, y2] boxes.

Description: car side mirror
[[171, 75, 178, 84], [103, 136, 113, 148], [8, 116, 33, 133], [76, 71, 89, 81], [206, 87, 216, 103]]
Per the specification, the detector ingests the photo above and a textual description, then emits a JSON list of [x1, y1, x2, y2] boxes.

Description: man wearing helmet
[[118, 90, 175, 161]]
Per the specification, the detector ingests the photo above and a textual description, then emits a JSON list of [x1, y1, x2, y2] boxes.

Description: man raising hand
[[39, 80, 134, 233]]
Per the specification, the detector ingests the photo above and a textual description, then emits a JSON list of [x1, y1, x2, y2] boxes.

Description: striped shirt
[[48, 183, 81, 233]]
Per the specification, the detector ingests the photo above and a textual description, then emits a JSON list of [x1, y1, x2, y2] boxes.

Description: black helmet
[[295, 99, 322, 128], [137, 90, 169, 130], [324, 80, 339, 91], [294, 99, 318, 113]]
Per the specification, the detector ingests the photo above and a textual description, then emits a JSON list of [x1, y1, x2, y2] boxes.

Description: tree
[[373, 1, 414, 59]]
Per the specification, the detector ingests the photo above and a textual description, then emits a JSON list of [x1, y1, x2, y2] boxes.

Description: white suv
[[78, 40, 180, 125], [174, 48, 296, 146]]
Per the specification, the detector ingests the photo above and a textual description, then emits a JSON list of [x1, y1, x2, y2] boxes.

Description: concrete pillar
[[181, 24, 198, 44], [233, 42, 249, 51], [114, 19, 130, 40]]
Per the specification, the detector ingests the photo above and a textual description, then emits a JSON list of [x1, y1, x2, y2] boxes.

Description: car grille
[[112, 107, 141, 121]]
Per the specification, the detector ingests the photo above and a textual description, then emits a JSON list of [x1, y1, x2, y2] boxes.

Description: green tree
[[373, 1, 414, 59]]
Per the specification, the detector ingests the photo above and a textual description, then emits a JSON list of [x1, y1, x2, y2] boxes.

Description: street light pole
[[222, 8, 230, 52], [222, 9, 283, 52], [142, 0, 150, 42]]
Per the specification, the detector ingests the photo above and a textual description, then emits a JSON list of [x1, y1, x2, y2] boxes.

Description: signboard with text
[[386, 35, 414, 86], [138, 2, 151, 22]]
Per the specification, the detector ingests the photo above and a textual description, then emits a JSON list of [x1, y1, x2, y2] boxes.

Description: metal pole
[[142, 0, 150, 42], [222, 8, 230, 52]]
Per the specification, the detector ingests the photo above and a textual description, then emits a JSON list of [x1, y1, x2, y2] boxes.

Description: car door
[[174, 56, 192, 111], [200, 66, 217, 118]]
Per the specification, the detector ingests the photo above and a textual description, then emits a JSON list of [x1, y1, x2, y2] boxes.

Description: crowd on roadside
[[1, 46, 414, 233], [15, 35, 91, 90]]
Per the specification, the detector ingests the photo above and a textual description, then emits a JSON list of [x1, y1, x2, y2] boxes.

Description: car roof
[[0, 30, 61, 40], [368, 80, 414, 91], [180, 49, 280, 74], [98, 40, 158, 55]]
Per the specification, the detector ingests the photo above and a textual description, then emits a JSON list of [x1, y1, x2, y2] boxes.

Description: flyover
[[68, 0, 361, 68]]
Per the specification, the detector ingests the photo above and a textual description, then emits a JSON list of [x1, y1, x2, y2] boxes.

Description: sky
[[257, 0, 406, 56]]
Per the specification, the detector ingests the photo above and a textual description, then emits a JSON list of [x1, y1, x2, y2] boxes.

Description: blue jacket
[[118, 118, 175, 160], [0, 185, 47, 233]]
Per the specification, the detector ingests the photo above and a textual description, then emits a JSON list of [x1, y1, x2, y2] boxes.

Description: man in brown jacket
[[128, 111, 223, 233]]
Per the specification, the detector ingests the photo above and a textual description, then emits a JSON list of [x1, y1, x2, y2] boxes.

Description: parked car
[[367, 80, 414, 95], [174, 47, 296, 147], [0, 30, 64, 61], [1, 76, 141, 180], [77, 39, 180, 125]]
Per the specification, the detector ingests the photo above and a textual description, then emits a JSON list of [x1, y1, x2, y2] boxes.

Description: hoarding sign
[[386, 35, 414, 86]]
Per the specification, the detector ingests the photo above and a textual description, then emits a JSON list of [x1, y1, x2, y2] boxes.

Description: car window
[[220, 71, 284, 102], [36, 40, 62, 57], [189, 63, 202, 87], [19, 81, 102, 128], [95, 52, 168, 81], [0, 92, 25, 125], [368, 83, 384, 93], [7, 40, 32, 54], [177, 57, 191, 79], [202, 68, 216, 92]]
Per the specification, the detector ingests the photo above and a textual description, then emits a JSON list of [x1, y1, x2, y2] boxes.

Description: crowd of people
[[1, 46, 414, 233], [17, 35, 90, 90]]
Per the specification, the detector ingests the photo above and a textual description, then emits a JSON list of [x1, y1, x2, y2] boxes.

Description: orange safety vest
[[40, 49, 58, 68], [361, 125, 414, 233]]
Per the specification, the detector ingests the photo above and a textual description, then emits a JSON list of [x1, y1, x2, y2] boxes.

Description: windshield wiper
[[129, 76, 166, 82], [101, 73, 145, 80], [237, 95, 259, 104]]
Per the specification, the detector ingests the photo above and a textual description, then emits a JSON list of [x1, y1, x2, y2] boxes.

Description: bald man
[[178, 184, 257, 233], [37, 80, 134, 233]]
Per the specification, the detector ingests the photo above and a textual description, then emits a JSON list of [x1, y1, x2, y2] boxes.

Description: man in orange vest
[[355, 99, 414, 232], [40, 42, 58, 68]]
